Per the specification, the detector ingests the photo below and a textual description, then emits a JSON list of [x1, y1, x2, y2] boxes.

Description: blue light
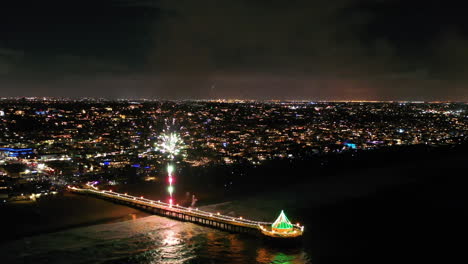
[[0, 148, 34, 157], [0, 148, 33, 152], [344, 142, 357, 149]]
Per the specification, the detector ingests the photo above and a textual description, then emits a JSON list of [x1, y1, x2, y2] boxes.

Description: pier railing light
[[71, 189, 303, 238]]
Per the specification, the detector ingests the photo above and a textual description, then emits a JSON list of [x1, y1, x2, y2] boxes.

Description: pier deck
[[68, 186, 303, 237]]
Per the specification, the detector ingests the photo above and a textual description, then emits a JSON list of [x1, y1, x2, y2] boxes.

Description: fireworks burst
[[155, 132, 185, 160], [155, 118, 186, 159], [155, 119, 186, 206]]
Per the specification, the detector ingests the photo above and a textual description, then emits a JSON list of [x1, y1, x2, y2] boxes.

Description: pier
[[68, 186, 304, 238]]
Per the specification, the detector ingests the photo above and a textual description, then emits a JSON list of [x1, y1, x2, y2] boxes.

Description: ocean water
[[2, 153, 465, 264], [1, 212, 310, 264]]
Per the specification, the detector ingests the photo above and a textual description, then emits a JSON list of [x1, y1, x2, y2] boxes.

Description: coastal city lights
[[1, 99, 467, 203]]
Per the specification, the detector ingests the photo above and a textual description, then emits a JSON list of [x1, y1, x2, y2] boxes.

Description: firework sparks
[[155, 132, 185, 160], [155, 119, 186, 206]]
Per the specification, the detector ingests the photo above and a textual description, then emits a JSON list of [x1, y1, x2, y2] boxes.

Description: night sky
[[1, 0, 468, 100]]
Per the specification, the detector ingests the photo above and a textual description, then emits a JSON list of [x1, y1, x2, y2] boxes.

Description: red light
[[168, 177, 173, 184], [169, 198, 173, 204]]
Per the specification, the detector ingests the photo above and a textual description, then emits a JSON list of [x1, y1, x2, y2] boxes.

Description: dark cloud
[[152, 0, 365, 73], [147, 0, 468, 100], [0, 47, 24, 75], [0, 0, 468, 100]]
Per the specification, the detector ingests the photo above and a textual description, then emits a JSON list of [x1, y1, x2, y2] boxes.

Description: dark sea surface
[[1, 150, 466, 264]]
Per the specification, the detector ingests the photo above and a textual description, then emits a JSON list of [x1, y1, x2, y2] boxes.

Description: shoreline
[[3, 145, 466, 243]]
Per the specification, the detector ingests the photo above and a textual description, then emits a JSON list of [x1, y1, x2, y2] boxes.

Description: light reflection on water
[[1, 215, 311, 264], [256, 247, 309, 264]]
